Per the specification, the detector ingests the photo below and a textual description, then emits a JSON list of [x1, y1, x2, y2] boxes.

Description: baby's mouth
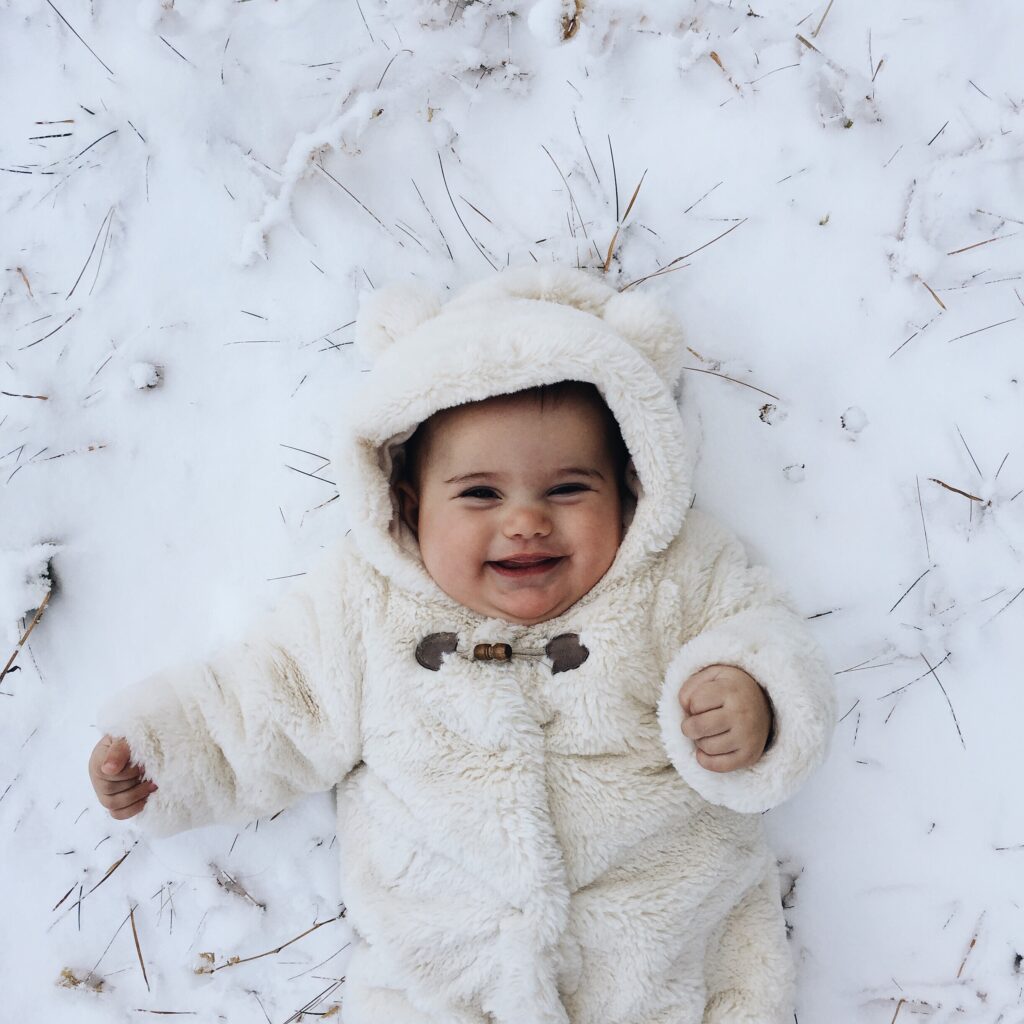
[[487, 555, 565, 577]]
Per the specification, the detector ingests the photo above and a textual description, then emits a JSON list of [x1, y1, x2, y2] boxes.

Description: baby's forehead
[[415, 390, 612, 467], [424, 389, 607, 444]]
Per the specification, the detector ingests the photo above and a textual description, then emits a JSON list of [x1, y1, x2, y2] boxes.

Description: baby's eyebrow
[[443, 467, 605, 485], [444, 471, 501, 485]]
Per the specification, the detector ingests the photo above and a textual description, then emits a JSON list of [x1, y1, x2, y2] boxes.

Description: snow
[[2, 0, 1022, 1020]]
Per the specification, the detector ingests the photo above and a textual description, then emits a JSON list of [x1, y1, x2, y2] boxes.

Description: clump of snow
[[840, 406, 868, 434], [0, 544, 58, 646], [128, 362, 162, 389], [527, 0, 567, 46]]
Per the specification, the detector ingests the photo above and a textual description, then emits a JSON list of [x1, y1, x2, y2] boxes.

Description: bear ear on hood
[[601, 289, 687, 391], [354, 281, 442, 362], [445, 265, 686, 390]]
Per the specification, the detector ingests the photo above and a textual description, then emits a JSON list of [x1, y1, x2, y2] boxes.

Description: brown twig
[[672, 219, 747, 263], [946, 231, 1018, 256], [458, 193, 494, 225], [921, 653, 964, 748], [159, 35, 193, 66], [619, 219, 747, 291], [681, 365, 781, 401], [983, 585, 1024, 626], [888, 568, 929, 614], [130, 905, 151, 992], [603, 170, 647, 271], [44, 0, 114, 75], [1, 589, 52, 687], [916, 275, 946, 310], [90, 209, 116, 295], [709, 51, 741, 92], [68, 128, 117, 165], [67, 207, 114, 299], [811, 0, 836, 38], [927, 478, 984, 502], [955, 424, 982, 478], [683, 181, 722, 215], [317, 163, 390, 234], [916, 475, 931, 563], [956, 915, 984, 978], [211, 911, 346, 972], [20, 311, 77, 351], [945, 317, 1016, 344], [541, 144, 589, 241], [876, 653, 952, 699], [573, 111, 600, 185], [437, 152, 497, 270], [52, 881, 78, 913], [282, 979, 345, 1024], [213, 865, 267, 910], [411, 178, 453, 259], [607, 135, 619, 222]]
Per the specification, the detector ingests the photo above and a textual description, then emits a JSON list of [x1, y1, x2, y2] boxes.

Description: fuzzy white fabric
[[97, 266, 836, 1024]]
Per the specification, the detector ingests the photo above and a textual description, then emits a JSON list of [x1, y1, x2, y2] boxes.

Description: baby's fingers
[[693, 731, 737, 757], [99, 775, 146, 797], [109, 798, 149, 821], [91, 735, 143, 782], [99, 736, 136, 777], [681, 708, 730, 741], [695, 748, 746, 773], [102, 779, 157, 815]]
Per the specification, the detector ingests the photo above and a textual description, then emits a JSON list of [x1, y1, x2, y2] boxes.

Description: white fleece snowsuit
[[98, 266, 837, 1024]]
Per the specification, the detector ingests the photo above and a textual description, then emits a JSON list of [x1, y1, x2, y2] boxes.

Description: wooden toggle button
[[472, 642, 513, 662]]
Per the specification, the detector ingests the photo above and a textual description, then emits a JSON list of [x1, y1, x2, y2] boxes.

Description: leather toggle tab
[[545, 633, 589, 674], [415, 632, 458, 671], [415, 632, 589, 674]]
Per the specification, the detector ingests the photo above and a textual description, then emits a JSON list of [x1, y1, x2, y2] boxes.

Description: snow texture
[[1, 1, 1022, 1021]]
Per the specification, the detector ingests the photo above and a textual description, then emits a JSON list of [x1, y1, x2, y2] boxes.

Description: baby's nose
[[502, 503, 552, 539]]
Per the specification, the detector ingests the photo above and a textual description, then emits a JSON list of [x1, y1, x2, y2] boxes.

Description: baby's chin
[[476, 587, 585, 626]]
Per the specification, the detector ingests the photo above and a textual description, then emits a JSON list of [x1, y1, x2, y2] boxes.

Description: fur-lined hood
[[336, 265, 698, 604]]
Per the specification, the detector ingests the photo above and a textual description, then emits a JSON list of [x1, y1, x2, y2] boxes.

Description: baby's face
[[398, 392, 624, 625]]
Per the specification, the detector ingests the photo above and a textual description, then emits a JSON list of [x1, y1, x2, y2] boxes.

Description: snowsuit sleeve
[[656, 509, 836, 814], [96, 537, 366, 837]]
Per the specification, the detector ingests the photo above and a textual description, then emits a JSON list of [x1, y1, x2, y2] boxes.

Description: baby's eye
[[549, 483, 591, 496], [459, 486, 500, 500]]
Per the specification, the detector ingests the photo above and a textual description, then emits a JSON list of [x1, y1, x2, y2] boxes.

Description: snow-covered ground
[[2, 1, 1022, 1020]]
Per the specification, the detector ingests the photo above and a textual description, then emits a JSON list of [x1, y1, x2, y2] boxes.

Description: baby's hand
[[678, 665, 773, 773], [88, 735, 157, 820]]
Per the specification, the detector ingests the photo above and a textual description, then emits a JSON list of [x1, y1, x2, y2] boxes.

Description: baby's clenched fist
[[88, 735, 156, 820], [678, 664, 774, 773]]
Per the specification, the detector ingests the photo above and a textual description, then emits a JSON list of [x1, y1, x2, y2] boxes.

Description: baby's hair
[[400, 381, 630, 491]]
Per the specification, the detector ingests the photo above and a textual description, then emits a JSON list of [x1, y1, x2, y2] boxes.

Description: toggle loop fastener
[[415, 633, 589, 674]]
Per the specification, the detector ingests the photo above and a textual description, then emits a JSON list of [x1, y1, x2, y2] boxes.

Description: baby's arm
[[657, 509, 836, 813], [90, 537, 366, 836]]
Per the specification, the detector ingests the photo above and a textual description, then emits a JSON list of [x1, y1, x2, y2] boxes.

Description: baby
[[89, 266, 836, 1024]]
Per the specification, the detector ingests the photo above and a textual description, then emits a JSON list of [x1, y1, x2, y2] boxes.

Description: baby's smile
[[486, 552, 566, 577]]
